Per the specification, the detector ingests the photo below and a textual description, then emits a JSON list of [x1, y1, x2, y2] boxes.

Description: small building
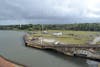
[[52, 32, 62, 36], [73, 50, 93, 57]]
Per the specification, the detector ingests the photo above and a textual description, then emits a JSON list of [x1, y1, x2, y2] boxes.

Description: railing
[[42, 44, 100, 48]]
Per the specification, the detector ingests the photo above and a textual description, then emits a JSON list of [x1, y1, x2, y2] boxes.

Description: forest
[[0, 23, 100, 31]]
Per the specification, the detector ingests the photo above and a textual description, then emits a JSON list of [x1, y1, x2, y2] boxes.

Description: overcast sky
[[0, 0, 100, 25]]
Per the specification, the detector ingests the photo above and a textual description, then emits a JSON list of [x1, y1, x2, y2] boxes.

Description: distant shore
[[0, 55, 24, 67]]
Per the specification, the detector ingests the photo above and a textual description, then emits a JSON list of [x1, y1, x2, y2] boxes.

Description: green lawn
[[30, 30, 100, 45]]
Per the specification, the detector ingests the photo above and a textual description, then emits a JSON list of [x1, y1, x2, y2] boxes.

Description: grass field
[[29, 30, 100, 45]]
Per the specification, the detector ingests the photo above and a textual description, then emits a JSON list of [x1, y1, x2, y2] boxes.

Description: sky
[[0, 0, 100, 25]]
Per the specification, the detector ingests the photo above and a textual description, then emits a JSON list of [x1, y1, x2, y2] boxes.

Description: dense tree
[[0, 23, 100, 31]]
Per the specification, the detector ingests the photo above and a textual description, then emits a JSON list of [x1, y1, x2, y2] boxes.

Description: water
[[0, 30, 99, 67]]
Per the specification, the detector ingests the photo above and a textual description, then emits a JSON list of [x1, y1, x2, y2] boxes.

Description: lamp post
[[40, 24, 43, 45], [19, 24, 22, 29]]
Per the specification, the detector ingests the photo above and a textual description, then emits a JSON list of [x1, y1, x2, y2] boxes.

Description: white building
[[74, 50, 93, 57], [52, 32, 62, 36]]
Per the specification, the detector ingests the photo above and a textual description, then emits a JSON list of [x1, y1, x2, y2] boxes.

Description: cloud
[[0, 0, 86, 18], [0, 0, 100, 24], [85, 0, 100, 18]]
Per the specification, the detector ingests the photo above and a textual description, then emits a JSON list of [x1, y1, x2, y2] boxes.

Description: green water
[[0, 30, 99, 67]]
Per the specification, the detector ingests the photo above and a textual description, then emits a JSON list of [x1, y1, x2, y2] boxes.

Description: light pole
[[40, 24, 43, 45], [19, 24, 22, 29]]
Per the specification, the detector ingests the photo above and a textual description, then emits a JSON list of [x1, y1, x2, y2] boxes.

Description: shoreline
[[0, 55, 25, 67], [24, 34, 100, 62]]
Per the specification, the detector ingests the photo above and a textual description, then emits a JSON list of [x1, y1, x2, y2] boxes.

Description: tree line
[[0, 23, 100, 31]]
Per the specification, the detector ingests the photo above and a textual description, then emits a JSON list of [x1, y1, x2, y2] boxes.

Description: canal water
[[0, 30, 99, 67]]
